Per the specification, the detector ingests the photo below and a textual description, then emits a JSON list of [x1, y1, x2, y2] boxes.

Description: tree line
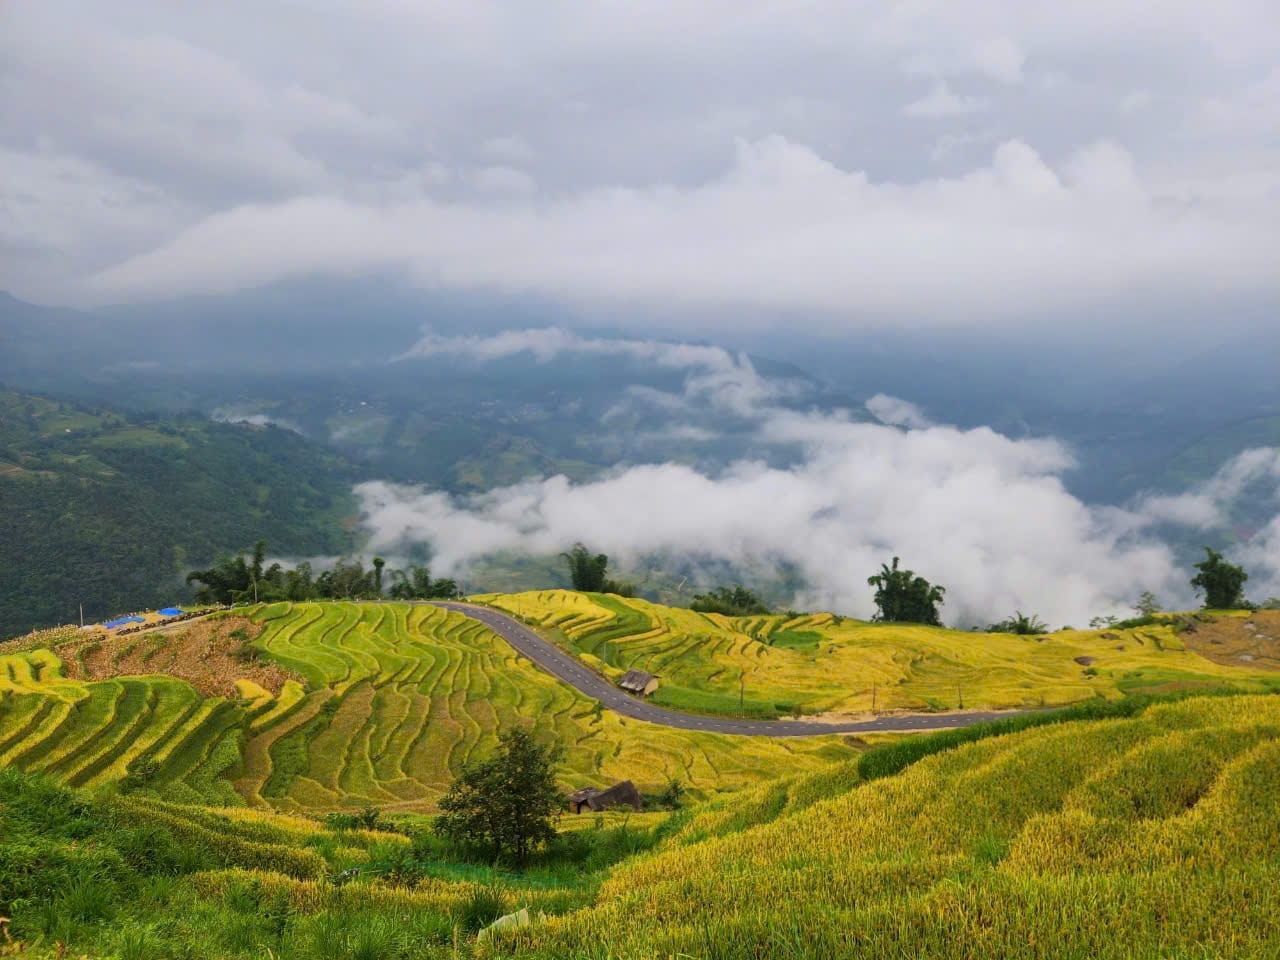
[[185, 541, 461, 604]]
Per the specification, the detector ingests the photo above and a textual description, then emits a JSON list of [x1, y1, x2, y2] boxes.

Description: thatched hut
[[568, 780, 644, 814], [617, 670, 660, 697]]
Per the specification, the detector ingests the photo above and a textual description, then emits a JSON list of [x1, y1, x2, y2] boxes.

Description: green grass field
[[0, 602, 847, 812], [480, 590, 1280, 718]]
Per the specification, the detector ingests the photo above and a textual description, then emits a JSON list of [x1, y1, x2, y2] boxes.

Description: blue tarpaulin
[[103, 616, 146, 629], [159, 607, 184, 616]]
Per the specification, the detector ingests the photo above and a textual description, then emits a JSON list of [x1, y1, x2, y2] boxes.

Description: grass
[[479, 590, 1280, 717], [0, 602, 846, 812]]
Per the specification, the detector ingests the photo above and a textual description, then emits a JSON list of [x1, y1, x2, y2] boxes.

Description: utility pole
[[871, 682, 877, 714], [740, 673, 745, 717], [958, 686, 964, 710], [79, 601, 84, 628]]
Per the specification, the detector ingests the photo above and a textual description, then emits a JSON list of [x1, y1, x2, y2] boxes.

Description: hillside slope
[[495, 693, 1280, 959], [0, 388, 358, 635], [480, 591, 1280, 717], [0, 602, 846, 810]]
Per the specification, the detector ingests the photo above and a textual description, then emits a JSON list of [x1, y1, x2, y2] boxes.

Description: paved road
[[435, 601, 1025, 738]]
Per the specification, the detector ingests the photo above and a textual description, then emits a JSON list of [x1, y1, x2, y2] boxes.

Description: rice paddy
[[489, 692, 1280, 959], [5, 597, 1280, 957], [479, 590, 1280, 717], [0, 601, 847, 812]]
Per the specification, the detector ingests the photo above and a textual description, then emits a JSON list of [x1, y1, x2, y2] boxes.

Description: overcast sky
[[2, 1, 1278, 332]]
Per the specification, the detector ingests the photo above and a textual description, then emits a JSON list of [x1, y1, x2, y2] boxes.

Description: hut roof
[[618, 669, 658, 692]]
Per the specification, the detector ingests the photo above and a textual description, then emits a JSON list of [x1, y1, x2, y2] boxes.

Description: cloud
[[4, 1, 1278, 322], [354, 341, 1218, 626], [83, 136, 1280, 326], [358, 326, 1280, 626], [1134, 448, 1280, 529], [866, 394, 933, 429], [400, 327, 802, 416], [904, 82, 989, 117]]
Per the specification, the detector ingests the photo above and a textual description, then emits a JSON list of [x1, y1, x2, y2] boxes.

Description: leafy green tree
[[372, 557, 386, 595], [388, 565, 461, 600], [434, 727, 563, 866], [1134, 591, 1161, 617], [986, 611, 1048, 635], [1190, 547, 1249, 609], [867, 557, 945, 626], [561, 543, 609, 592], [690, 585, 770, 616]]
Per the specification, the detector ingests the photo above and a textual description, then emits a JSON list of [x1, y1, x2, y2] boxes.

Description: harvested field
[[56, 616, 292, 697], [1183, 610, 1280, 671]]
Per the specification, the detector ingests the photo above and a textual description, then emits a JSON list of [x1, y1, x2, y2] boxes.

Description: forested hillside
[[0, 389, 358, 635]]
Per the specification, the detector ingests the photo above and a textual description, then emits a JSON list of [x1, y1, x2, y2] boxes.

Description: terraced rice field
[[0, 602, 846, 811], [492, 693, 1280, 959], [480, 590, 1280, 717], [0, 651, 243, 804]]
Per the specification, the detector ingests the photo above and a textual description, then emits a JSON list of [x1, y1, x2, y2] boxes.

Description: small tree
[[987, 611, 1048, 635], [561, 543, 609, 592], [1134, 591, 1161, 617], [867, 557, 945, 626], [1190, 548, 1248, 610], [434, 727, 563, 866]]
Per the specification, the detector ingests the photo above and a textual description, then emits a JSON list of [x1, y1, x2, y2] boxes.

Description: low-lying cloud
[[357, 332, 1280, 625]]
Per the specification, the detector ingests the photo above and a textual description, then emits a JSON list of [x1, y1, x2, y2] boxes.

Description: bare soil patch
[[56, 616, 294, 697], [1184, 611, 1280, 671]]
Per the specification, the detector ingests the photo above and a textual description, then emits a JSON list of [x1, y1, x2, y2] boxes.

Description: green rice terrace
[[0, 601, 848, 813]]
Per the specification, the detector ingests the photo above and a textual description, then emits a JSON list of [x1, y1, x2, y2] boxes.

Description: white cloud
[[354, 337, 1227, 627], [355, 415, 1179, 628], [866, 394, 933, 429], [84, 136, 1280, 326], [904, 81, 989, 118], [401, 327, 801, 416]]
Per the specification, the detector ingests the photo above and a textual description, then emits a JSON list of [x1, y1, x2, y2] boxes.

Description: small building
[[568, 780, 644, 814], [617, 669, 660, 697]]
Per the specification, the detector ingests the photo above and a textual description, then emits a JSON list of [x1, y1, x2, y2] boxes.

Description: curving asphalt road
[[434, 601, 1026, 738]]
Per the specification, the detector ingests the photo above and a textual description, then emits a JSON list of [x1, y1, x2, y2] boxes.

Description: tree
[[987, 611, 1048, 635], [387, 565, 460, 600], [372, 557, 386, 595], [1134, 591, 1161, 617], [867, 557, 945, 626], [690, 585, 770, 616], [561, 543, 609, 592], [434, 727, 563, 866], [1190, 547, 1248, 610]]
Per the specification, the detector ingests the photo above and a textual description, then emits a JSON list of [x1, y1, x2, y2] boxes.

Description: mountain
[[0, 387, 359, 635]]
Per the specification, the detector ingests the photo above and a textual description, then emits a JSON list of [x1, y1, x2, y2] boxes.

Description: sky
[[4, 2, 1279, 622], [2, 1, 1278, 333]]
